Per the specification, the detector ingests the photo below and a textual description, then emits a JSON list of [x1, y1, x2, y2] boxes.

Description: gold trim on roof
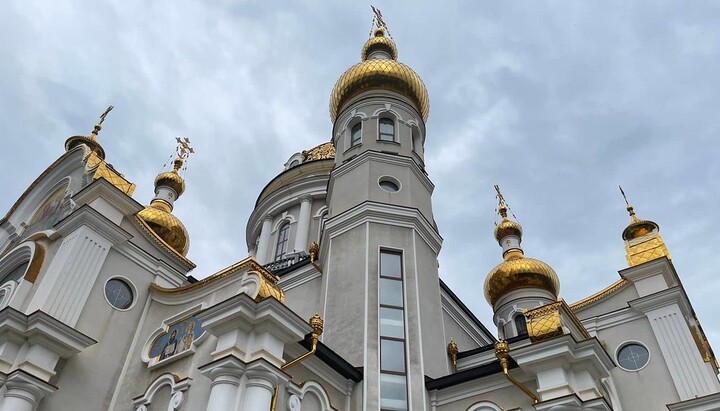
[[86, 152, 136, 196], [302, 142, 335, 162], [150, 257, 284, 302], [525, 300, 591, 343], [569, 279, 630, 311]]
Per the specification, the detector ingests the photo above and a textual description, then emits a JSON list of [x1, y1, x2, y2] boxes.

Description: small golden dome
[[155, 170, 185, 197], [494, 204, 522, 242], [137, 202, 190, 255], [361, 29, 398, 60], [484, 251, 560, 307], [330, 30, 429, 122], [621, 205, 658, 241]]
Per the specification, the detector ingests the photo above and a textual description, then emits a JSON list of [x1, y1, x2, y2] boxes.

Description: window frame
[[378, 117, 395, 142], [379, 249, 408, 410], [350, 122, 362, 147], [514, 313, 528, 337], [274, 222, 291, 261]]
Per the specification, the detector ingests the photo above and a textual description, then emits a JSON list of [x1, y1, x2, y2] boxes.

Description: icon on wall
[[149, 316, 203, 361]]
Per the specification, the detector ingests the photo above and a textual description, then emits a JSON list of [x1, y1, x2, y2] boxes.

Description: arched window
[[514, 313, 528, 336], [379, 118, 395, 141], [0, 261, 29, 285], [350, 123, 362, 147], [274, 223, 290, 261]]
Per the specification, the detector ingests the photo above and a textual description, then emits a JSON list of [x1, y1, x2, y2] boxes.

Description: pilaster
[[26, 206, 131, 327], [293, 195, 313, 252], [255, 215, 274, 265]]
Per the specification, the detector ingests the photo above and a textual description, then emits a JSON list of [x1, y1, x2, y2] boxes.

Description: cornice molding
[[53, 205, 132, 245], [324, 201, 443, 253]]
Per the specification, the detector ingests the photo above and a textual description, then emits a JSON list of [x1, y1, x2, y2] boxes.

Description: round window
[[616, 342, 650, 371], [104, 278, 134, 310], [378, 177, 400, 193]]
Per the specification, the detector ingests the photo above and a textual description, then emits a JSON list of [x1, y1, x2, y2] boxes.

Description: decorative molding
[[331, 150, 435, 194], [324, 201, 443, 254], [569, 279, 630, 311], [132, 373, 192, 411]]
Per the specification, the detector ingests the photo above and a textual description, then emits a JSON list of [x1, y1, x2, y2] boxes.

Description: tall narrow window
[[274, 223, 290, 261], [514, 314, 528, 336], [411, 129, 421, 153], [351, 123, 362, 147], [379, 250, 407, 410], [379, 118, 395, 141]]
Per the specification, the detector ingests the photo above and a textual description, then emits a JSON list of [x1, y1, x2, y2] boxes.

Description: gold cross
[[494, 184, 507, 206], [371, 6, 386, 29], [175, 137, 195, 161]]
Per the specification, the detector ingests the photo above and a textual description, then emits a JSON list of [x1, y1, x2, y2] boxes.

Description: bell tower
[[319, 10, 444, 411]]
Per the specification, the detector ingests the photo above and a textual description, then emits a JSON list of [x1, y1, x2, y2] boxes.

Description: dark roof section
[[299, 333, 363, 382], [439, 278, 496, 344], [425, 358, 516, 390], [272, 255, 312, 277]]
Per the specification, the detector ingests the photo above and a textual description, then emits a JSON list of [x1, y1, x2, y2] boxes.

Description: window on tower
[[351, 123, 362, 147], [274, 223, 290, 261], [514, 313, 528, 337], [379, 118, 395, 142], [379, 249, 408, 411]]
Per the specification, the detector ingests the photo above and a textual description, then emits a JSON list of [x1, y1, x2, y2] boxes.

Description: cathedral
[[0, 16, 719, 411]]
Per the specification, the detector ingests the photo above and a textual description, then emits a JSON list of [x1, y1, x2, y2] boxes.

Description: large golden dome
[[137, 201, 190, 256], [484, 250, 560, 307], [330, 28, 429, 122]]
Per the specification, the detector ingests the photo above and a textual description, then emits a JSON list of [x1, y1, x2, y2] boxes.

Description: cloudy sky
[[2, 1, 719, 353]]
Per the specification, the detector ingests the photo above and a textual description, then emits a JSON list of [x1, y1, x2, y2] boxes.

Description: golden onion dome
[[621, 205, 658, 241], [330, 28, 429, 122], [155, 170, 185, 197], [484, 250, 560, 307], [137, 201, 190, 255], [494, 205, 522, 242]]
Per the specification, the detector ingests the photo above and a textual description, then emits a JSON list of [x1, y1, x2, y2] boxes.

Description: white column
[[255, 215, 274, 265], [0, 373, 54, 411], [293, 195, 313, 252], [201, 360, 245, 411], [241, 367, 280, 411]]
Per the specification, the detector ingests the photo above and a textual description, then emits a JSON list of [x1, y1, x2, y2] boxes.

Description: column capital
[[199, 355, 246, 383], [4, 370, 56, 406], [262, 214, 274, 223], [244, 358, 289, 388], [298, 194, 313, 203]]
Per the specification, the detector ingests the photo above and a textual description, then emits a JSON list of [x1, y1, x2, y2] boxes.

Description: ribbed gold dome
[[494, 219, 523, 242], [330, 29, 429, 122], [155, 170, 185, 197], [484, 251, 560, 307], [137, 201, 190, 255]]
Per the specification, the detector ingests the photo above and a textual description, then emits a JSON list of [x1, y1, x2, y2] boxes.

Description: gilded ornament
[[137, 205, 190, 256], [302, 142, 336, 162]]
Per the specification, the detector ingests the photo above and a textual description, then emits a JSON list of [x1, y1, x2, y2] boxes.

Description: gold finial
[[494, 184, 508, 219], [309, 241, 320, 263], [619, 185, 638, 222], [447, 340, 459, 372], [309, 312, 324, 338], [89, 105, 114, 141], [370, 6, 393, 39], [173, 137, 195, 172]]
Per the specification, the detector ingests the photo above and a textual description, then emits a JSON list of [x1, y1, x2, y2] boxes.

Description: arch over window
[[350, 122, 362, 147], [0, 241, 44, 285], [467, 401, 503, 411], [132, 373, 191, 411], [514, 313, 528, 336], [275, 223, 291, 261], [379, 118, 395, 141]]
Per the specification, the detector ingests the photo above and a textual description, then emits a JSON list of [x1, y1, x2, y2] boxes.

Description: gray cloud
[[2, 1, 719, 351]]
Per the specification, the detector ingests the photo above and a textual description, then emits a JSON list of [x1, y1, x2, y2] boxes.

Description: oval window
[[616, 342, 650, 371], [379, 177, 400, 193], [104, 278, 134, 310]]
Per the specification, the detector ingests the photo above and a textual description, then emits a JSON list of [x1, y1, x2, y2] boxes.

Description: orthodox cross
[[90, 105, 114, 139], [494, 184, 518, 221], [370, 6, 393, 39], [619, 185, 631, 206], [175, 137, 195, 161]]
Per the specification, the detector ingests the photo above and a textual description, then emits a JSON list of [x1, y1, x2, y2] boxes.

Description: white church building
[[0, 19, 718, 411]]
